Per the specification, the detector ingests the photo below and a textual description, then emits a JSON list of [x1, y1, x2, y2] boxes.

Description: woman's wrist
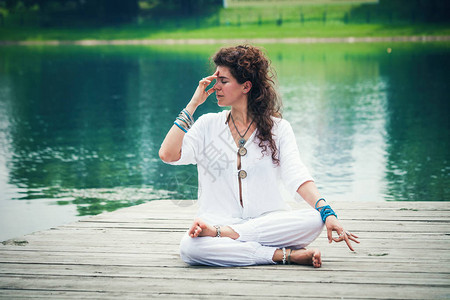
[[185, 101, 199, 116], [314, 198, 327, 209], [314, 198, 338, 222]]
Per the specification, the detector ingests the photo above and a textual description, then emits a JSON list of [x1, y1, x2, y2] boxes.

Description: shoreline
[[1, 35, 449, 46]]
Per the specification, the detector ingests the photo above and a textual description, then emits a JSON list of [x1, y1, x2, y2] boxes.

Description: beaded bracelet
[[214, 225, 221, 238], [181, 109, 194, 123], [176, 116, 190, 127], [318, 205, 338, 222], [174, 108, 194, 133], [314, 198, 326, 210], [315, 198, 338, 223], [173, 121, 188, 133]]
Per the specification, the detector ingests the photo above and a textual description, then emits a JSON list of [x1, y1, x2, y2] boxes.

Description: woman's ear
[[243, 81, 252, 94]]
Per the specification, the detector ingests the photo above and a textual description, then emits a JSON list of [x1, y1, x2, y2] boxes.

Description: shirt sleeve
[[164, 114, 205, 166], [278, 119, 314, 198]]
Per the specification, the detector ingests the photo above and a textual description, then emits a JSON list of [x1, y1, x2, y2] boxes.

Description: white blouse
[[167, 110, 314, 225]]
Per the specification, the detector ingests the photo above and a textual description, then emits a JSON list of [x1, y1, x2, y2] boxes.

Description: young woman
[[159, 45, 359, 267]]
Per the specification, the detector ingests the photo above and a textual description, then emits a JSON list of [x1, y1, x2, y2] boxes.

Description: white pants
[[179, 209, 324, 267]]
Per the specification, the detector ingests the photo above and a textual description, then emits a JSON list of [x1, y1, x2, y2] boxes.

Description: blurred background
[[0, 0, 449, 241], [1, 0, 450, 40]]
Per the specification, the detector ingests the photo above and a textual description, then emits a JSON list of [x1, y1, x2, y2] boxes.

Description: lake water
[[0, 42, 449, 241]]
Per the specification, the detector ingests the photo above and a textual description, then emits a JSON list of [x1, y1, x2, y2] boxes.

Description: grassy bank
[[0, 3, 449, 41], [1, 23, 449, 42]]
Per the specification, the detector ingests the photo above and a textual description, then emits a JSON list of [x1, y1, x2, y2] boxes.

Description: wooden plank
[[0, 260, 447, 277], [0, 263, 449, 285], [0, 253, 448, 273], [0, 275, 449, 299], [1, 236, 448, 261], [54, 222, 450, 234], [2, 229, 449, 257], [1, 237, 448, 252], [11, 228, 449, 241], [0, 290, 240, 300]]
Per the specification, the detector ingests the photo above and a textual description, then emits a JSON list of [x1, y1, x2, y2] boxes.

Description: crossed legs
[[180, 209, 324, 267]]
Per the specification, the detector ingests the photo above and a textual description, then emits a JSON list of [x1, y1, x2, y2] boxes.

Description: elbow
[[159, 148, 170, 163], [159, 148, 179, 163]]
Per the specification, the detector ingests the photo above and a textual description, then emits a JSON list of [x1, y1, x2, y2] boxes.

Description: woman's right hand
[[189, 71, 218, 108]]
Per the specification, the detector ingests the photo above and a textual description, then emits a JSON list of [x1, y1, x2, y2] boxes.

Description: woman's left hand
[[325, 216, 360, 251]]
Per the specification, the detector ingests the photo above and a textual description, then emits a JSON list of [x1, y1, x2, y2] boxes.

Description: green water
[[0, 43, 449, 240]]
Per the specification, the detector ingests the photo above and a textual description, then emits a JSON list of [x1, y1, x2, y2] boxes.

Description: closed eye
[[218, 76, 229, 84]]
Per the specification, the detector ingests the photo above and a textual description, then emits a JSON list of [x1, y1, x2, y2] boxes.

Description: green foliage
[[348, 0, 450, 24], [1, 22, 449, 41], [0, 1, 448, 38], [141, 0, 221, 16], [83, 0, 139, 24], [2, 0, 449, 29], [378, 0, 450, 23], [1, 0, 140, 25]]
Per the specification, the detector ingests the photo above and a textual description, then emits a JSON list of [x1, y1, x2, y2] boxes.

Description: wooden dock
[[1, 200, 449, 299]]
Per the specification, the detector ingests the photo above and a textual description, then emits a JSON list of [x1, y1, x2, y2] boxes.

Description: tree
[[2, 0, 140, 24], [145, 0, 221, 17], [83, 0, 139, 23], [378, 0, 450, 22]]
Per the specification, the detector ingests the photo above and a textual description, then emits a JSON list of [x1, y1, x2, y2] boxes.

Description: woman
[[159, 45, 359, 267]]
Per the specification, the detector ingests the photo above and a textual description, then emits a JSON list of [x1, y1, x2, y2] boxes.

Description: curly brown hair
[[212, 44, 282, 165]]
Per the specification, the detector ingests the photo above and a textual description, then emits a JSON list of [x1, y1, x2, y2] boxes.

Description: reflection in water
[[0, 43, 448, 240], [382, 48, 450, 201], [274, 48, 390, 202]]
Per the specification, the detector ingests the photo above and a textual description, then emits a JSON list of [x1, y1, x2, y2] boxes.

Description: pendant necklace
[[230, 112, 254, 156]]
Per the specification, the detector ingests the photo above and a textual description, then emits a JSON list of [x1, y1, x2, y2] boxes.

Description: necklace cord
[[230, 113, 254, 139]]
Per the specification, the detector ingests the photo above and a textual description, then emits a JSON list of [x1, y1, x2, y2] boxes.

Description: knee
[[305, 209, 325, 244], [179, 234, 199, 265]]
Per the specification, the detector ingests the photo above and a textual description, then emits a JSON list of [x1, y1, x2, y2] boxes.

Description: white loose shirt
[[167, 110, 314, 225]]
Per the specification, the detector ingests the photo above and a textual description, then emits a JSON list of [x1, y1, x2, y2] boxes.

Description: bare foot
[[290, 248, 322, 268], [188, 218, 216, 238]]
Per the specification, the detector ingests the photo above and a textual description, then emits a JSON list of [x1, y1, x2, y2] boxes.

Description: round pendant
[[238, 146, 247, 156], [238, 138, 246, 147]]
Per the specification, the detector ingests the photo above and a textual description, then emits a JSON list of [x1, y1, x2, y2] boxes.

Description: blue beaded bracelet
[[173, 121, 188, 133], [317, 205, 338, 223], [315, 198, 337, 222], [315, 198, 326, 210]]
